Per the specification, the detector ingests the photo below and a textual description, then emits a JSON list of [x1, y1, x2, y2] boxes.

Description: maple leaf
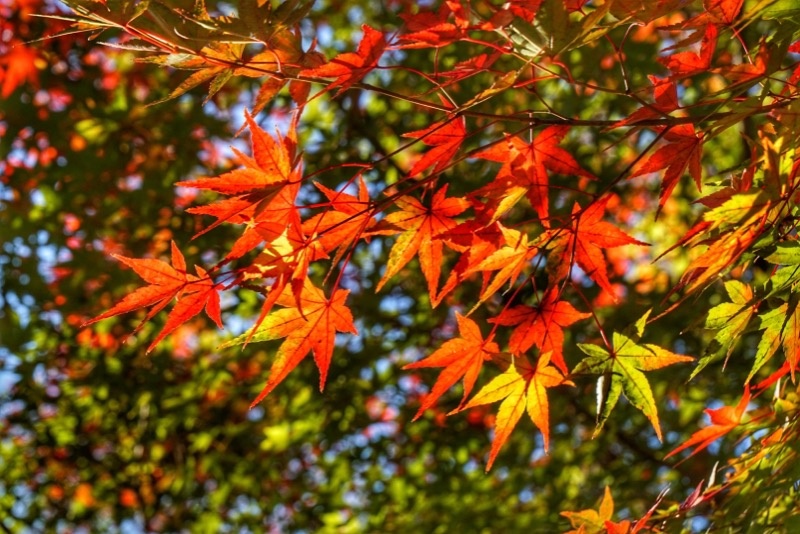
[[145, 42, 252, 105], [677, 191, 775, 295], [224, 279, 356, 406], [665, 388, 750, 460], [703, 0, 744, 25], [664, 184, 779, 298], [398, 1, 470, 48], [561, 486, 615, 534], [235, 29, 325, 112], [550, 196, 647, 296], [490, 288, 590, 373], [85, 242, 222, 353], [178, 112, 300, 238], [403, 113, 466, 178], [693, 280, 755, 379], [465, 223, 538, 308], [301, 177, 375, 255], [437, 53, 500, 82], [601, 494, 664, 534], [750, 295, 800, 383], [0, 42, 40, 97], [459, 353, 570, 470], [404, 313, 499, 419], [497, 0, 544, 22], [659, 24, 717, 78], [377, 185, 469, 299], [716, 42, 768, 85], [778, 297, 800, 381], [299, 25, 386, 93], [473, 127, 594, 222], [189, 179, 303, 261], [614, 76, 678, 128], [242, 224, 328, 335], [629, 124, 703, 208], [573, 315, 693, 440], [433, 214, 504, 307]]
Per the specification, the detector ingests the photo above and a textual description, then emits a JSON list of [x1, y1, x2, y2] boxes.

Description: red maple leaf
[[84, 242, 222, 352], [703, 0, 744, 25], [398, 1, 470, 48], [300, 25, 385, 93], [473, 127, 594, 223], [716, 42, 768, 84], [437, 53, 500, 83], [377, 185, 469, 298], [404, 313, 499, 419], [224, 279, 357, 406], [0, 42, 39, 97], [490, 288, 590, 373], [659, 24, 717, 77], [550, 196, 648, 296], [403, 113, 466, 178], [615, 76, 678, 128], [629, 124, 703, 208], [501, 0, 543, 22], [666, 388, 751, 460]]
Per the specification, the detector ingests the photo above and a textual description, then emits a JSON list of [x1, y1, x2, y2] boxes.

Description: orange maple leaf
[[404, 312, 499, 419], [660, 178, 775, 297], [188, 179, 303, 261], [225, 279, 357, 406], [178, 112, 301, 240], [85, 242, 222, 352], [459, 352, 570, 470], [301, 176, 375, 255], [377, 185, 469, 298], [665, 388, 751, 460], [629, 124, 703, 208], [490, 288, 590, 373], [433, 214, 505, 307], [242, 225, 328, 338], [474, 127, 594, 222], [562, 486, 615, 534], [679, 224, 761, 296], [466, 223, 538, 308], [551, 196, 648, 296], [300, 25, 385, 93]]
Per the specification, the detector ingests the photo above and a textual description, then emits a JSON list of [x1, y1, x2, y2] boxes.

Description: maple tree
[[5, 0, 800, 531]]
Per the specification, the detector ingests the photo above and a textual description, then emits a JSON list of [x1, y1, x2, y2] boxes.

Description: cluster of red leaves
[[80, 0, 786, 483]]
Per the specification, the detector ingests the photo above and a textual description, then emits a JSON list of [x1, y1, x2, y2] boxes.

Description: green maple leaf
[[573, 313, 693, 440], [692, 280, 756, 380]]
